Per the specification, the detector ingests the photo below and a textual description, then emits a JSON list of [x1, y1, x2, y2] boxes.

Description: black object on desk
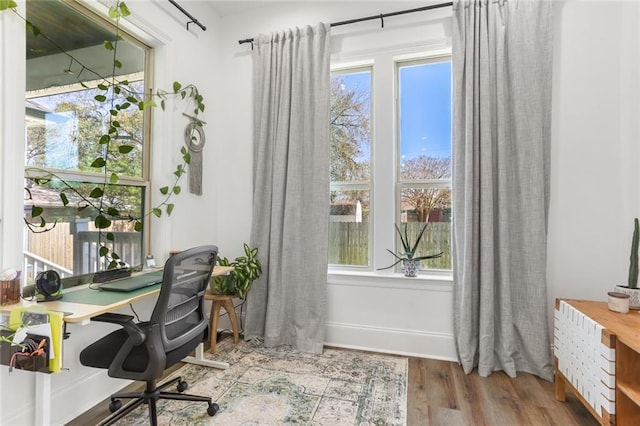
[[98, 272, 162, 292], [92, 268, 132, 283]]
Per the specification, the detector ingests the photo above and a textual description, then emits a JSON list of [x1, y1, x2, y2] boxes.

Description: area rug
[[116, 338, 408, 425]]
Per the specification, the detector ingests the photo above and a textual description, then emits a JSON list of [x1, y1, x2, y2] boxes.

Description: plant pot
[[403, 259, 419, 277], [614, 285, 640, 310]]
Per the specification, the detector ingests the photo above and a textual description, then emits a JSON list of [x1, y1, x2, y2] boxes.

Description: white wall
[[0, 2, 28, 421], [548, 1, 640, 306]]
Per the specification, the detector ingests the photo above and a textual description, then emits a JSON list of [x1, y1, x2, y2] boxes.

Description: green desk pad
[[61, 270, 163, 306]]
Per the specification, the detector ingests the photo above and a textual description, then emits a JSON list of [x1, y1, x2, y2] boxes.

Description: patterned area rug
[[115, 339, 407, 425]]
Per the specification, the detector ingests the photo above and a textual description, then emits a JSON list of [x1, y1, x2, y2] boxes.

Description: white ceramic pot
[[403, 259, 419, 277], [614, 285, 640, 310]]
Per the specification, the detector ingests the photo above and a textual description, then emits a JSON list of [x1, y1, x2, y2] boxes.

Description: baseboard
[[325, 321, 457, 361]]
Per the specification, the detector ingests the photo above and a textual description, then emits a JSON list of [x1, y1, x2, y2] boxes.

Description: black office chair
[[80, 245, 220, 425]]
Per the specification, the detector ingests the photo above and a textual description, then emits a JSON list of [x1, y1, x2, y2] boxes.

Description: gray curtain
[[452, 0, 554, 380], [244, 24, 330, 354]]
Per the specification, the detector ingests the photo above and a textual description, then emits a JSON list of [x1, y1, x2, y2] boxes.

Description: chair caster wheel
[[109, 399, 122, 413], [207, 402, 219, 416], [177, 380, 188, 392]]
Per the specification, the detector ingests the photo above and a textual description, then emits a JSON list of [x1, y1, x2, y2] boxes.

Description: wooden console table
[[554, 299, 640, 425]]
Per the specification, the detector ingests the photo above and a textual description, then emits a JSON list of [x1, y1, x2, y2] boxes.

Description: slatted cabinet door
[[555, 299, 640, 425], [554, 299, 616, 425]]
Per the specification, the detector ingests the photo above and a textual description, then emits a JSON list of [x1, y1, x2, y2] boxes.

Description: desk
[[0, 265, 234, 425], [2, 265, 234, 324]]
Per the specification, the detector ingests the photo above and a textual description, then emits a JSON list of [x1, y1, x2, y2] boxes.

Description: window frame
[[328, 49, 453, 278], [329, 63, 374, 270], [395, 55, 453, 273], [23, 0, 154, 271]]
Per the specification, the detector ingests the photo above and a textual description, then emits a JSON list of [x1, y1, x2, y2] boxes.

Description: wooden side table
[[205, 293, 240, 353]]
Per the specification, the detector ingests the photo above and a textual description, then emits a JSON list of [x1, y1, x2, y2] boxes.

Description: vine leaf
[[0, 0, 17, 11], [91, 157, 106, 168], [95, 215, 111, 229], [89, 187, 104, 198], [31, 206, 43, 218]]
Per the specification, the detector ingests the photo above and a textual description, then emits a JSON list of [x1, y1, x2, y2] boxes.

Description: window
[[329, 68, 372, 267], [23, 0, 151, 277], [397, 58, 452, 270], [329, 53, 452, 273]]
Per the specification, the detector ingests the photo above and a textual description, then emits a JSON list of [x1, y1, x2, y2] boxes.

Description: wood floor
[[407, 358, 599, 426], [69, 346, 600, 426]]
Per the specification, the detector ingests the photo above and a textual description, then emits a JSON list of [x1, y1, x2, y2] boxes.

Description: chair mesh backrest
[[151, 245, 217, 352]]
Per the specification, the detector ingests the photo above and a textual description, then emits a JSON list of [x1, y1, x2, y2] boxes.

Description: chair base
[[98, 375, 218, 426]]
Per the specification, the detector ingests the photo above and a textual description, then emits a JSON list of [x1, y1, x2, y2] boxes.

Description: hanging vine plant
[[2, 0, 204, 269]]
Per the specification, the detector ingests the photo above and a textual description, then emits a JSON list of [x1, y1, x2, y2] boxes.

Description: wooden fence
[[25, 222, 141, 275], [329, 221, 452, 270]]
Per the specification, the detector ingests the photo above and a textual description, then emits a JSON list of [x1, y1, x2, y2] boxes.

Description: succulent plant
[[377, 223, 443, 271], [628, 218, 639, 289]]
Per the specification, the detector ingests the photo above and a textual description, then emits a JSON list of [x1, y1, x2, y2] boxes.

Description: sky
[[399, 61, 452, 160], [336, 60, 452, 164]]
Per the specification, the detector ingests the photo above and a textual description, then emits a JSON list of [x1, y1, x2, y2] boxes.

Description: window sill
[[327, 269, 453, 291]]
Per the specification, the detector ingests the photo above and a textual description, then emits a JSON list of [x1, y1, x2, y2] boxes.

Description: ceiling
[[205, 1, 265, 17], [26, 0, 114, 60]]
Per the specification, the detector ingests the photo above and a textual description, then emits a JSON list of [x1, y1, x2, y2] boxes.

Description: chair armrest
[[92, 313, 145, 346]]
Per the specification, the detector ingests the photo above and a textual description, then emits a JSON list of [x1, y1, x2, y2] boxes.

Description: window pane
[[330, 70, 371, 182], [26, 82, 145, 178], [329, 190, 369, 266], [24, 179, 144, 275], [330, 68, 371, 267], [400, 188, 451, 270], [398, 61, 451, 180], [397, 59, 452, 272]]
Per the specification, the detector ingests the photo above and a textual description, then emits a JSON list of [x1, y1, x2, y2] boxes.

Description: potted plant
[[378, 223, 443, 277], [615, 217, 640, 309], [211, 243, 261, 299]]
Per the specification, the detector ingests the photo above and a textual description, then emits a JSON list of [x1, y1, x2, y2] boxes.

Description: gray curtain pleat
[[452, 0, 554, 380], [244, 24, 330, 354]]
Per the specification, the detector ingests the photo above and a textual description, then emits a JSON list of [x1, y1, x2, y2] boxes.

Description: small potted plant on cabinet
[[211, 243, 261, 299], [615, 217, 640, 309], [378, 223, 443, 277]]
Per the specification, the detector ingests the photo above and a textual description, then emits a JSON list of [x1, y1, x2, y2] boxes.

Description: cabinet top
[[557, 298, 640, 352]]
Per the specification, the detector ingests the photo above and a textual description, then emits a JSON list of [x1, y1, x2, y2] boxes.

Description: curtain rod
[[238, 2, 452, 45], [168, 0, 206, 31]]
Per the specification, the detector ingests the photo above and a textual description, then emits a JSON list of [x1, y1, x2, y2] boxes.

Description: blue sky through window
[[336, 61, 452, 165], [399, 61, 452, 161]]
